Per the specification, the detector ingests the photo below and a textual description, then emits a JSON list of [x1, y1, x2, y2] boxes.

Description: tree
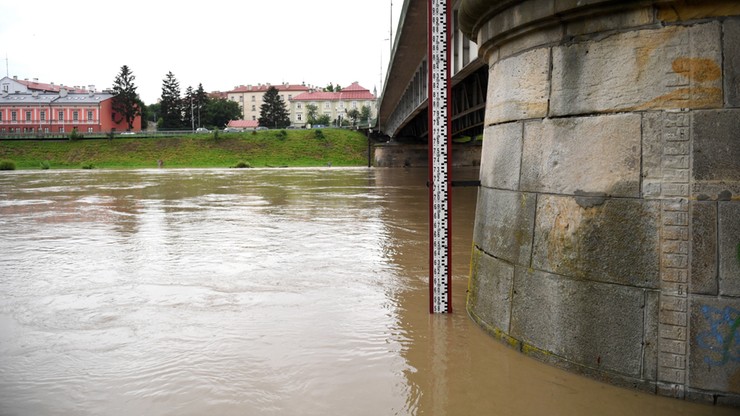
[[258, 86, 290, 128], [183, 85, 195, 130], [306, 103, 319, 125], [316, 114, 331, 126], [111, 65, 141, 131], [346, 108, 361, 126], [360, 105, 372, 126], [195, 83, 208, 127], [323, 83, 342, 92], [202, 98, 241, 128], [160, 71, 184, 129]]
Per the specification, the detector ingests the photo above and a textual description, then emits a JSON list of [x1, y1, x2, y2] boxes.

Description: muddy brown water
[[0, 167, 731, 415]]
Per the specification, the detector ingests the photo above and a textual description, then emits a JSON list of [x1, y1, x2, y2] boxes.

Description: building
[[289, 82, 376, 128], [227, 83, 310, 123], [0, 76, 141, 134], [225, 119, 259, 130]]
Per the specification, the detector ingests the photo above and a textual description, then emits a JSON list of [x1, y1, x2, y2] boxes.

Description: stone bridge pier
[[460, 0, 740, 406]]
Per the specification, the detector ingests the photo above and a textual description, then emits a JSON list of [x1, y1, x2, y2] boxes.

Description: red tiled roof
[[292, 82, 376, 101], [16, 79, 88, 93], [229, 84, 310, 93], [227, 119, 259, 128], [342, 82, 365, 91]]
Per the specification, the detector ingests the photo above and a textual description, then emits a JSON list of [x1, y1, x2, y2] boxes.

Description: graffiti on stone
[[696, 305, 740, 366]]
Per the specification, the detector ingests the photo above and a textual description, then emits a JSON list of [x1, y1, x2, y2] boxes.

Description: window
[[297, 103, 301, 109], [352, 101, 358, 109], [325, 102, 330, 109], [296, 113, 302, 121], [288, 95, 292, 100], [1, 83, 8, 92], [251, 95, 255, 102], [58, 110, 64, 121], [73, 111, 79, 121], [11, 111, 17, 121], [0, 112, 3, 122], [87, 127, 93, 133], [59, 127, 64, 133], [87, 110, 93, 121], [339, 101, 344, 109], [40, 111, 45, 121], [239, 96, 243, 102], [251, 105, 256, 111], [26, 111, 31, 121], [44, 127, 49, 133], [252, 116, 256, 120]]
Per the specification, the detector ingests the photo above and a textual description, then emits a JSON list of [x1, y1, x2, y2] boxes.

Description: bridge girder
[[377, 0, 487, 141]]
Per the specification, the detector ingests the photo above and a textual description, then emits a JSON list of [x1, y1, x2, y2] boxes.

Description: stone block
[[551, 23, 723, 117], [719, 202, 740, 296], [692, 110, 740, 199], [689, 296, 740, 394], [485, 48, 550, 125], [565, 7, 653, 38], [644, 289, 660, 381], [725, 18, 740, 107], [473, 187, 536, 266], [691, 202, 719, 295], [521, 114, 641, 196], [532, 194, 661, 287], [479, 122, 522, 190], [510, 267, 649, 377], [468, 248, 514, 333]]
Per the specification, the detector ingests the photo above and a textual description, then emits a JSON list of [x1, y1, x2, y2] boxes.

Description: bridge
[[377, 0, 740, 407], [376, 0, 486, 141]]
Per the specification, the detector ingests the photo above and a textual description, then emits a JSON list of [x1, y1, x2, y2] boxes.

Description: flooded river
[[0, 168, 732, 415]]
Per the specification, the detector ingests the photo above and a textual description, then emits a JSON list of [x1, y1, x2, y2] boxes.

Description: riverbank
[[0, 129, 370, 169]]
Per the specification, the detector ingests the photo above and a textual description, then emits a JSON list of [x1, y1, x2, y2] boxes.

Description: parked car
[[120, 131, 136, 135], [195, 127, 210, 133], [223, 127, 242, 133]]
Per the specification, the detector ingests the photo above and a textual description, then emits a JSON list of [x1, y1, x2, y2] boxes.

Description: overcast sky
[[0, 0, 401, 104]]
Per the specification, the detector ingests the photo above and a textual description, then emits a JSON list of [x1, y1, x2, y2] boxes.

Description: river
[[0, 167, 731, 415]]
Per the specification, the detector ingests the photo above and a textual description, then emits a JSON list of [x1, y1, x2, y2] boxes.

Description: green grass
[[0, 129, 371, 170]]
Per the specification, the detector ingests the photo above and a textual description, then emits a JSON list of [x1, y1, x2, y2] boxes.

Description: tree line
[[111, 66, 241, 131], [111, 65, 373, 131]]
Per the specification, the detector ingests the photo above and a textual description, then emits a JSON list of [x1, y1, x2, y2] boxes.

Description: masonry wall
[[460, 0, 740, 406]]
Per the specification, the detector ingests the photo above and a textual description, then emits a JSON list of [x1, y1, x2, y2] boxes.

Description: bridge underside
[[377, 0, 487, 142], [394, 65, 487, 141]]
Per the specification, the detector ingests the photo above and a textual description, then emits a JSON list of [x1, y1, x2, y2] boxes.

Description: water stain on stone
[[672, 57, 721, 82], [631, 87, 722, 111]]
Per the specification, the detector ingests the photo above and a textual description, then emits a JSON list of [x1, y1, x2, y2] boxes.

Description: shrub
[[314, 129, 325, 140], [40, 160, 51, 170], [232, 160, 252, 168], [0, 159, 16, 170], [277, 130, 287, 140], [81, 162, 94, 169], [69, 127, 83, 141]]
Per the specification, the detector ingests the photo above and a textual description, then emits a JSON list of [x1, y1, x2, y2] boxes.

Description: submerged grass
[[0, 129, 370, 170]]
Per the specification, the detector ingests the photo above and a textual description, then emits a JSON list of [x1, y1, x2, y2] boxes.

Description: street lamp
[[190, 96, 194, 132]]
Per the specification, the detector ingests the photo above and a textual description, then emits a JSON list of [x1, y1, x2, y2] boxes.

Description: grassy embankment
[[0, 129, 370, 170]]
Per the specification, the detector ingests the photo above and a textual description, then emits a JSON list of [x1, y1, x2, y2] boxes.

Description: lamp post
[[190, 96, 194, 132]]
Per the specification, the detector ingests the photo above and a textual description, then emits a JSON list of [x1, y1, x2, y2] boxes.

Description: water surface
[[0, 168, 731, 415]]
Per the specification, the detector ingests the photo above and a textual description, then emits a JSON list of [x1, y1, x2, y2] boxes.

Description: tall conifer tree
[[258, 86, 290, 129], [160, 72, 183, 129], [111, 65, 141, 131]]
